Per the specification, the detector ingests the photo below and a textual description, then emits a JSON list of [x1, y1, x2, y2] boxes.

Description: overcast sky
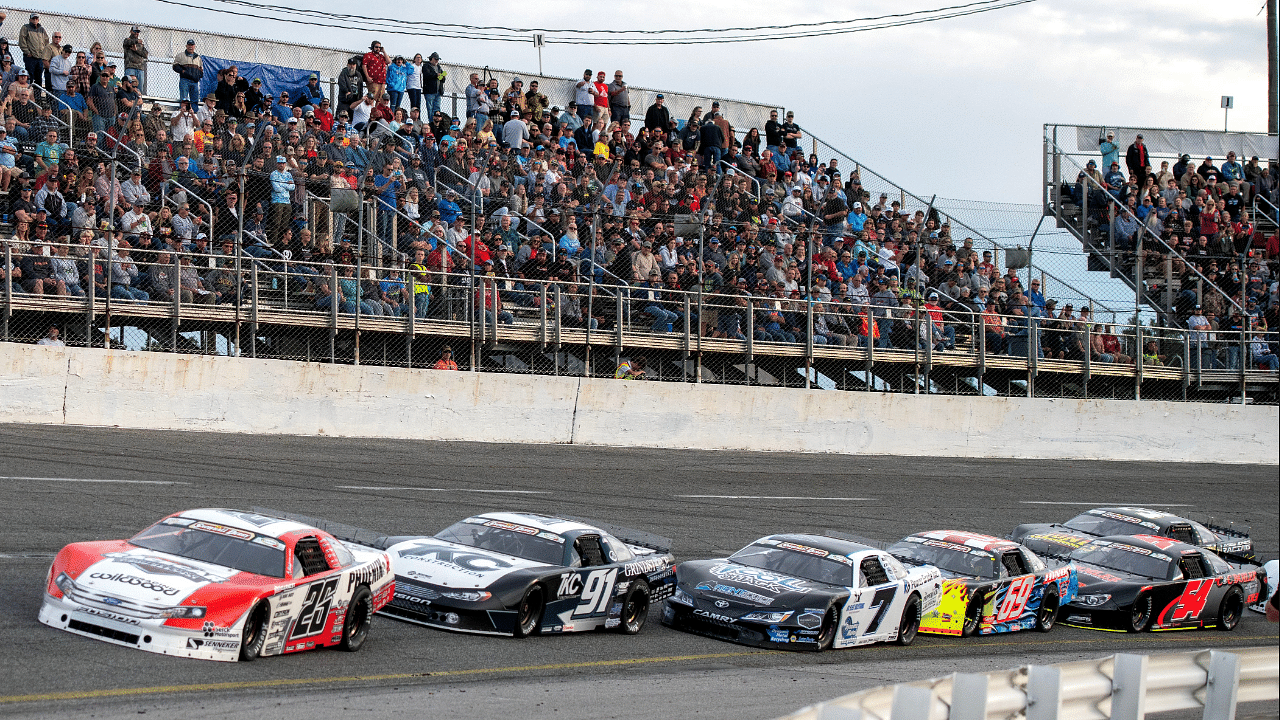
[[52, 0, 1272, 208]]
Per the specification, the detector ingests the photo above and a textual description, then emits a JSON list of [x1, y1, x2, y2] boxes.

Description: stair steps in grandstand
[[672, 359, 718, 382], [848, 370, 891, 392], [1048, 196, 1165, 319], [543, 350, 586, 375], [959, 376, 1000, 396], [486, 353, 530, 371], [728, 363, 780, 386], [795, 367, 837, 390]]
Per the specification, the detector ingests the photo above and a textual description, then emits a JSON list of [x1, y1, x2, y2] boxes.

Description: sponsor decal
[[187, 637, 239, 651], [623, 557, 668, 576], [104, 552, 229, 584], [75, 607, 140, 626], [331, 635, 342, 643], [694, 609, 733, 623], [201, 621, 237, 638], [398, 544, 515, 576], [841, 616, 860, 639], [796, 611, 823, 630], [1029, 533, 1091, 549], [604, 618, 620, 629], [714, 600, 729, 608], [190, 521, 256, 541], [217, 511, 281, 528], [777, 542, 829, 558], [709, 564, 810, 595], [1066, 614, 1091, 624], [1087, 509, 1160, 531], [347, 562, 386, 591], [767, 626, 790, 643], [88, 573, 180, 596]]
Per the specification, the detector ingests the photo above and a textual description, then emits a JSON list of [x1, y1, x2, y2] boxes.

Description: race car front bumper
[[39, 592, 244, 661], [661, 601, 822, 650], [379, 594, 517, 636]]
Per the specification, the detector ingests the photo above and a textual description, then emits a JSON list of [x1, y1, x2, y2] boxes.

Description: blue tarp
[[197, 57, 318, 106]]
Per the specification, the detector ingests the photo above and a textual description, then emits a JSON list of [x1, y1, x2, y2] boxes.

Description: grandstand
[[1, 9, 1277, 404]]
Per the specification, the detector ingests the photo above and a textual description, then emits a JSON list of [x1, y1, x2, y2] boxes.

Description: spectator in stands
[[573, 70, 594, 122], [123, 26, 149, 93], [1125, 134, 1149, 188], [1098, 130, 1119, 170], [608, 71, 630, 123], [172, 39, 203, 106], [362, 41, 389, 101], [17, 14, 47, 89], [433, 345, 459, 370]]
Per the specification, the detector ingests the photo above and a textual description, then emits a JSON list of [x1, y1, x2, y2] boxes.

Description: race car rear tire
[[339, 586, 372, 652], [961, 594, 983, 637], [1035, 590, 1059, 633], [895, 594, 921, 646], [816, 607, 837, 650], [1216, 587, 1244, 631], [1127, 593, 1153, 632], [239, 602, 268, 661], [513, 585, 544, 638], [618, 580, 650, 635]]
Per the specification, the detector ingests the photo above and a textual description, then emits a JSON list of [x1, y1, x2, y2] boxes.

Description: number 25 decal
[[995, 576, 1035, 623], [571, 569, 618, 617], [291, 578, 338, 639]]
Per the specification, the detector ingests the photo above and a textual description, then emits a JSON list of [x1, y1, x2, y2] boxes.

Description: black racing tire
[[339, 586, 372, 652], [1216, 587, 1244, 631], [1127, 593, 1153, 633], [1035, 590, 1059, 633], [896, 594, 921, 646], [816, 606, 837, 651], [238, 602, 268, 661], [618, 580, 650, 635], [513, 584, 544, 638], [961, 593, 983, 637]]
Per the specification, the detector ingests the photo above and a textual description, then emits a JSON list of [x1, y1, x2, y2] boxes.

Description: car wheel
[[513, 584, 544, 638], [816, 607, 837, 650], [895, 594, 921, 646], [238, 602, 268, 661], [1216, 587, 1244, 631], [1127, 593, 1153, 632], [1035, 590, 1059, 633], [339, 586, 372, 651], [961, 593, 983, 637], [618, 580, 650, 635]]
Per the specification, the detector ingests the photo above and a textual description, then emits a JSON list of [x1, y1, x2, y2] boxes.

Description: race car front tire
[[1127, 593, 1153, 633], [618, 580, 650, 635], [1035, 590, 1059, 632], [340, 586, 372, 651], [895, 594, 921, 646], [239, 602, 268, 661], [513, 585, 544, 638], [816, 607, 837, 650], [1216, 587, 1244, 631]]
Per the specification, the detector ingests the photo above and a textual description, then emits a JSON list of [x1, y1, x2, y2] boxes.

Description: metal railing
[[778, 646, 1278, 720]]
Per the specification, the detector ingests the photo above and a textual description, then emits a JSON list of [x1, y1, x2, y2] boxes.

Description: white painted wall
[[2, 343, 1275, 464]]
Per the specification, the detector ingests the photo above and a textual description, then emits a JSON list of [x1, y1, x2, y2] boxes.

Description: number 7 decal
[[864, 586, 897, 634]]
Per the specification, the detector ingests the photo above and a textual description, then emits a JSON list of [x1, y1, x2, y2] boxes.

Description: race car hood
[[1073, 563, 1157, 592], [1014, 527, 1093, 557], [387, 537, 555, 590], [679, 559, 835, 613], [74, 548, 239, 605]]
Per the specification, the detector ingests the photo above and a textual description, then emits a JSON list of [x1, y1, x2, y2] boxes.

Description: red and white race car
[[39, 509, 394, 662]]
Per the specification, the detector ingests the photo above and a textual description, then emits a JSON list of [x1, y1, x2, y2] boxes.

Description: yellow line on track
[[0, 650, 775, 704]]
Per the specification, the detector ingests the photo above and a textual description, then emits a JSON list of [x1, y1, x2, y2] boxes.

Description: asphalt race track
[[0, 424, 1276, 720]]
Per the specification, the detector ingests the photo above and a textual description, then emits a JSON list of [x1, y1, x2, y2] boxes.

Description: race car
[[39, 509, 394, 662], [1249, 560, 1277, 614], [887, 530, 1077, 636], [1057, 534, 1262, 632], [379, 512, 675, 636], [663, 534, 942, 650], [1010, 506, 1255, 563]]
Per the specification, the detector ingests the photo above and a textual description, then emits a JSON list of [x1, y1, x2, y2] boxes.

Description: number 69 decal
[[994, 576, 1035, 623]]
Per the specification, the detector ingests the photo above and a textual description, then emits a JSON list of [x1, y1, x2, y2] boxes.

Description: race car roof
[[472, 512, 598, 537], [763, 533, 874, 558], [1079, 507, 1187, 530], [1092, 533, 1200, 555], [176, 509, 317, 540], [910, 530, 1019, 553]]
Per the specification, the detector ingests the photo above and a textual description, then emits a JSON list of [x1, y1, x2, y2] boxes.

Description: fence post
[[889, 686, 932, 720], [406, 274, 414, 369], [683, 294, 692, 382], [805, 297, 814, 390], [540, 283, 548, 351], [1083, 318, 1091, 396], [1182, 332, 1190, 400], [1239, 320, 1247, 404], [330, 264, 338, 363], [171, 250, 180, 351], [1109, 654, 1148, 720], [1080, 175, 1089, 245], [86, 247, 95, 347], [1108, 203, 1116, 275], [1203, 650, 1241, 720], [1024, 665, 1062, 720], [553, 282, 562, 354], [614, 290, 623, 370], [949, 673, 989, 720], [2, 244, 10, 342], [866, 304, 875, 392], [250, 263, 258, 358], [745, 297, 754, 386], [1134, 323, 1143, 400]]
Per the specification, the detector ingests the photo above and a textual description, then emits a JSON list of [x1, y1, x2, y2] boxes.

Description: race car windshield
[[129, 522, 286, 578], [888, 541, 998, 579], [1062, 513, 1151, 537], [728, 544, 852, 587], [1069, 543, 1173, 580], [435, 522, 563, 566]]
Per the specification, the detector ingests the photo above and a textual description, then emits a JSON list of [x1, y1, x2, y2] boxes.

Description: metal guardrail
[[779, 646, 1279, 720]]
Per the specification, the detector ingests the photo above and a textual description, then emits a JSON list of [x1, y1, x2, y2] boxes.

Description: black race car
[[663, 534, 942, 651], [379, 512, 675, 636], [1058, 534, 1263, 632], [1010, 506, 1255, 564]]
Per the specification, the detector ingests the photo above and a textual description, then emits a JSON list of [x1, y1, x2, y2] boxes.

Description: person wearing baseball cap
[[269, 154, 296, 246], [173, 38, 203, 105]]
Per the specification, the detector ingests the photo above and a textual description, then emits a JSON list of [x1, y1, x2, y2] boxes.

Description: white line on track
[[676, 495, 875, 501], [0, 476, 188, 485], [1019, 501, 1194, 506], [337, 486, 550, 494]]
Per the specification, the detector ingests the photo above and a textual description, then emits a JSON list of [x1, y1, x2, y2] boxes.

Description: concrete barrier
[[2, 343, 1276, 464]]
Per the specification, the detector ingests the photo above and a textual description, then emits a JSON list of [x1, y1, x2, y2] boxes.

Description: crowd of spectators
[[1068, 131, 1280, 369], [0, 16, 1277, 370]]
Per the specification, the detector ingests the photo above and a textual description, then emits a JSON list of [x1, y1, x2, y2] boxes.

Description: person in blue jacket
[[386, 57, 410, 111], [1098, 130, 1119, 171]]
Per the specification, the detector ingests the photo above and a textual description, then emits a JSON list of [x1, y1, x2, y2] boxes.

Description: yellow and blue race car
[[887, 530, 1077, 636]]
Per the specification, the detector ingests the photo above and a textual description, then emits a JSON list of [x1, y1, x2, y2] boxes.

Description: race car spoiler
[[560, 515, 672, 554], [821, 530, 889, 550], [250, 507, 418, 550]]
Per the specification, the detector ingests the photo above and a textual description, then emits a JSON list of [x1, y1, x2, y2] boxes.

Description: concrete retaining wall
[[2, 343, 1275, 464]]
